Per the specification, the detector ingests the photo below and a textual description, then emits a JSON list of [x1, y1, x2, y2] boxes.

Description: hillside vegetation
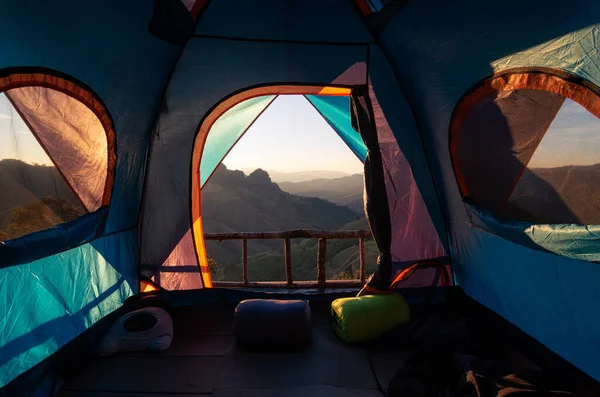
[[202, 165, 375, 281], [278, 173, 364, 212], [0, 159, 85, 240]]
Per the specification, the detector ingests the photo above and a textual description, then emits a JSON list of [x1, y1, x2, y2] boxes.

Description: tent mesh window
[[451, 71, 600, 225], [0, 86, 111, 241]]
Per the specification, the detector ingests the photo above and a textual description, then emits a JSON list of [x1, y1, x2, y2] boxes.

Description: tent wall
[[195, 0, 373, 43], [367, 46, 447, 264], [140, 37, 370, 286], [0, 0, 180, 233], [0, 229, 137, 388], [0, 0, 180, 387], [377, 0, 600, 379]]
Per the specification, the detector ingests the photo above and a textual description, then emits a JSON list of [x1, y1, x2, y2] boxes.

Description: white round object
[[97, 306, 173, 356]]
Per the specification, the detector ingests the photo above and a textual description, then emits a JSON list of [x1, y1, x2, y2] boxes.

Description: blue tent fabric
[[1, 0, 600, 391], [467, 203, 600, 263], [0, 207, 109, 268], [304, 95, 367, 162], [452, 224, 600, 381], [378, 0, 600, 380], [0, 229, 137, 387], [196, 0, 373, 43]]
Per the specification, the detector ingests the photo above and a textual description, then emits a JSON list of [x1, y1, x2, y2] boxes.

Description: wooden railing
[[204, 229, 373, 289]]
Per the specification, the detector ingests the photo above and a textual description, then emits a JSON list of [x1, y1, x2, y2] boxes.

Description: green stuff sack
[[331, 294, 410, 343]]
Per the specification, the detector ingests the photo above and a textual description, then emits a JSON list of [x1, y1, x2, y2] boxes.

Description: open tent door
[[158, 89, 368, 289]]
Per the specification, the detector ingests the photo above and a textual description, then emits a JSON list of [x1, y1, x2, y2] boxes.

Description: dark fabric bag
[[233, 299, 311, 347]]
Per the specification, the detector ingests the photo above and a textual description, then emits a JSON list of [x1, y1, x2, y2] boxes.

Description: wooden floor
[[58, 301, 410, 397]]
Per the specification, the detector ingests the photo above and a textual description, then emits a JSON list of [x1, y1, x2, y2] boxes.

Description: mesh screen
[[457, 84, 600, 225], [370, 86, 446, 262], [457, 89, 564, 214], [0, 87, 109, 241], [6, 86, 109, 211], [503, 99, 600, 224]]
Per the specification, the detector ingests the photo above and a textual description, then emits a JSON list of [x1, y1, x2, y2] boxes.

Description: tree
[[331, 269, 361, 280], [207, 255, 218, 275]]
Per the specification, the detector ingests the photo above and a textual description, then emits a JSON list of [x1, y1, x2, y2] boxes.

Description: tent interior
[[1, 0, 600, 396]]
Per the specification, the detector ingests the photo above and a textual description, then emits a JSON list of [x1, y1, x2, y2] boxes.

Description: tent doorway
[[191, 86, 370, 288], [199, 94, 380, 286]]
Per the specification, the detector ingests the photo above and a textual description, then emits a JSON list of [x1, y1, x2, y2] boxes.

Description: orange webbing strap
[[140, 278, 162, 293], [389, 260, 450, 291]]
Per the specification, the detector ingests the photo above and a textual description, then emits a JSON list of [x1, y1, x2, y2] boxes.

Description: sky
[[222, 95, 363, 174], [528, 98, 600, 168], [0, 93, 52, 165]]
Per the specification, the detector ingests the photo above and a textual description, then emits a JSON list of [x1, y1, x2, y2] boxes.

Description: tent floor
[[58, 301, 406, 397]]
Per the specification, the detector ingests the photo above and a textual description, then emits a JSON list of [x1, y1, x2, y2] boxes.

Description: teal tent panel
[[467, 203, 600, 263], [492, 26, 600, 88], [200, 95, 276, 187], [304, 95, 367, 162], [0, 229, 137, 387], [453, 224, 600, 381]]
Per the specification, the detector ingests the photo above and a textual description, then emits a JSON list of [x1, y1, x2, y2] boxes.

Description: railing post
[[242, 238, 248, 285], [359, 237, 366, 283], [317, 238, 327, 290], [284, 238, 293, 287]]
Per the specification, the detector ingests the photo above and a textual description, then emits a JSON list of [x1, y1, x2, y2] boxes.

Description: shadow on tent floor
[[58, 301, 406, 397]]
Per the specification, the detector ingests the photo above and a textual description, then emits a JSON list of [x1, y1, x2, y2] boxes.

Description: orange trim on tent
[[190, 0, 208, 22], [190, 85, 354, 288], [318, 87, 352, 96], [449, 71, 600, 200], [354, 0, 373, 15], [389, 260, 450, 290], [0, 72, 116, 207], [140, 279, 160, 292]]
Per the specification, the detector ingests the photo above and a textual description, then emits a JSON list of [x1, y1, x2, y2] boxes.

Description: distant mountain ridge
[[202, 165, 362, 267], [278, 173, 364, 212], [504, 163, 600, 224], [0, 159, 81, 229], [236, 167, 352, 183]]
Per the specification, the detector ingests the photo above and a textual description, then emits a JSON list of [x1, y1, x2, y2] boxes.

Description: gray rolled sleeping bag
[[233, 299, 311, 346]]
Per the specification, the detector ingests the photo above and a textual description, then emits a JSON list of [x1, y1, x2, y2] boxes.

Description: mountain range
[[201, 165, 374, 281], [278, 173, 364, 212], [503, 164, 600, 224], [237, 167, 353, 183]]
